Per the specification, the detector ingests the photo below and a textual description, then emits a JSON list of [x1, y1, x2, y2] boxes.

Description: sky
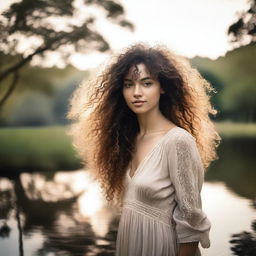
[[0, 0, 250, 70]]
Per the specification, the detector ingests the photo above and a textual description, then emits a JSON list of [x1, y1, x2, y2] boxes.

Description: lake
[[0, 137, 255, 256]]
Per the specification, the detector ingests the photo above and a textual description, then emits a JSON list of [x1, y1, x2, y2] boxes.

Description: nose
[[133, 84, 142, 97]]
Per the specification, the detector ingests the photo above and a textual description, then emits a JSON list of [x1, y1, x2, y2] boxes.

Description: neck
[[136, 108, 171, 135]]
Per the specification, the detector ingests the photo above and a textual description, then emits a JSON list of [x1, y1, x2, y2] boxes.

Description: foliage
[[0, 126, 82, 172], [228, 0, 256, 44], [0, 58, 86, 126], [0, 0, 133, 107], [191, 43, 256, 122], [1, 43, 256, 126], [0, 0, 133, 56]]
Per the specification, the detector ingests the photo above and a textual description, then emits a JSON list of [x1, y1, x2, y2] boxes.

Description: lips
[[132, 100, 146, 107], [132, 100, 146, 104]]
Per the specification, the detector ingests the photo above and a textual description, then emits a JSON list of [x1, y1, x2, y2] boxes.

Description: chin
[[131, 108, 150, 115]]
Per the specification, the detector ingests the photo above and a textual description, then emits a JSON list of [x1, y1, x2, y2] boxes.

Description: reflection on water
[[206, 137, 256, 200], [229, 204, 256, 256], [0, 137, 255, 256], [201, 183, 255, 256], [0, 170, 121, 256], [203, 137, 256, 256]]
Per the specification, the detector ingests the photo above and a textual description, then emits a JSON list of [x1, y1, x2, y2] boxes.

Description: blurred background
[[0, 0, 255, 255]]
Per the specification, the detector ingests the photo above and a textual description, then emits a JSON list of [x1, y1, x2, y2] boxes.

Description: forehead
[[124, 63, 151, 80]]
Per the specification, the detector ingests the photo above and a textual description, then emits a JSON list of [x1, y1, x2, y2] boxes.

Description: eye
[[144, 82, 152, 87], [123, 83, 133, 88]]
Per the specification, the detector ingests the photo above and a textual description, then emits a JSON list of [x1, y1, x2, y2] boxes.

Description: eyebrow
[[124, 76, 153, 82]]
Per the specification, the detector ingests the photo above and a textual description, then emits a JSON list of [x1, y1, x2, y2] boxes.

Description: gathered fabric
[[115, 127, 211, 256]]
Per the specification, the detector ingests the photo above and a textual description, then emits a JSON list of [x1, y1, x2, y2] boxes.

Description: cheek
[[148, 88, 161, 102]]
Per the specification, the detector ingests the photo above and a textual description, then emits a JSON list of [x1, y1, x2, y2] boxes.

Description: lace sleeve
[[167, 132, 211, 248]]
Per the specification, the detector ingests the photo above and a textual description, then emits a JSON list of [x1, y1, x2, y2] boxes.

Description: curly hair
[[67, 43, 221, 204]]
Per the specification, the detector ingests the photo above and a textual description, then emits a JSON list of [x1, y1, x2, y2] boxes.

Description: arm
[[167, 132, 211, 250], [178, 242, 199, 256]]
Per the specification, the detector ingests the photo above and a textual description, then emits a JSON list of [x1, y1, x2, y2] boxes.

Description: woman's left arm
[[166, 133, 211, 251]]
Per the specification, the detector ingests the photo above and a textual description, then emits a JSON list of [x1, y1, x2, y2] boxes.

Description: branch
[[0, 45, 50, 83], [0, 70, 19, 108], [0, 21, 107, 84]]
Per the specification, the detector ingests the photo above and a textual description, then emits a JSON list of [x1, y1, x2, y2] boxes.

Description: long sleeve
[[167, 132, 211, 248]]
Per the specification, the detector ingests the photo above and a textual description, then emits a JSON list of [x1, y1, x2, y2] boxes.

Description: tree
[[0, 0, 134, 108], [228, 0, 256, 44]]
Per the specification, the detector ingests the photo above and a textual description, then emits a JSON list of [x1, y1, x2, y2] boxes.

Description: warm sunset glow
[[78, 182, 103, 217], [117, 0, 249, 58], [0, 0, 249, 70], [89, 207, 115, 237], [20, 172, 77, 201], [15, 170, 118, 238], [54, 170, 90, 193]]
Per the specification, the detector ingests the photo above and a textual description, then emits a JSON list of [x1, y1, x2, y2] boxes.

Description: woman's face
[[122, 63, 164, 115]]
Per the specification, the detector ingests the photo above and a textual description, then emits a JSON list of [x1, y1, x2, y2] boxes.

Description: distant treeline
[[0, 43, 255, 127], [0, 53, 88, 127], [192, 42, 256, 122]]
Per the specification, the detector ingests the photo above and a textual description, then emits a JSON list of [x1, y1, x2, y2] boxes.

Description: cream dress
[[115, 126, 211, 256]]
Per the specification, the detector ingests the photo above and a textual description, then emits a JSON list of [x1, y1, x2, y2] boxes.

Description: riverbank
[[0, 125, 82, 173], [0, 122, 255, 173]]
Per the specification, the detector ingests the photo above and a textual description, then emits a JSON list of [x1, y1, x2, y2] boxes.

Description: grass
[[215, 121, 256, 138], [0, 125, 82, 172], [0, 122, 255, 172]]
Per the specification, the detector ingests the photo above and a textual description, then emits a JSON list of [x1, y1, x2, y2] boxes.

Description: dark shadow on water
[[0, 222, 11, 238], [16, 201, 24, 256], [206, 137, 256, 255], [206, 137, 256, 200], [229, 201, 256, 255]]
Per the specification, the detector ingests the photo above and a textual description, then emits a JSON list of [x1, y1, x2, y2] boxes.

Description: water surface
[[0, 137, 255, 256]]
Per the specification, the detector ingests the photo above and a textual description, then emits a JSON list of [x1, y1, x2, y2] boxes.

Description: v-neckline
[[128, 126, 179, 180]]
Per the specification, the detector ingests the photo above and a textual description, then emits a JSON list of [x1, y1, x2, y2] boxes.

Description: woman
[[67, 43, 221, 256]]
